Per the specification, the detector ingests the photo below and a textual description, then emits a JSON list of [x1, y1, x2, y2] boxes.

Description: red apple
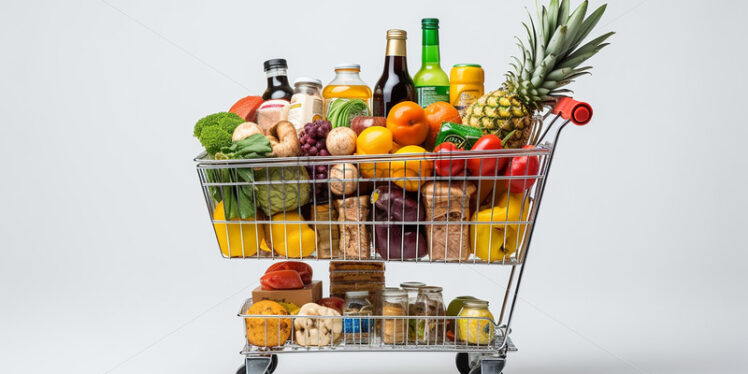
[[351, 116, 386, 135]]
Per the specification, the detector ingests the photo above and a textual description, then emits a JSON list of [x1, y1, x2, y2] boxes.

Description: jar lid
[[399, 282, 426, 290], [453, 63, 482, 68], [293, 77, 322, 87], [382, 289, 407, 297], [334, 63, 361, 71], [345, 290, 369, 298], [418, 286, 443, 293], [463, 299, 489, 308], [263, 58, 288, 71], [386, 29, 407, 40]]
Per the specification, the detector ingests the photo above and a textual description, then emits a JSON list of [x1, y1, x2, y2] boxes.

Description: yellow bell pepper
[[212, 201, 263, 257], [389, 145, 433, 192], [470, 193, 531, 262], [357, 126, 393, 179], [265, 212, 316, 258]]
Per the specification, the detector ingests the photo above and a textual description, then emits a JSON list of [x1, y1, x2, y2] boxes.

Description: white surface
[[1, 0, 747, 373]]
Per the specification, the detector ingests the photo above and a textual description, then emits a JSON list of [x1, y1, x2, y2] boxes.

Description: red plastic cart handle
[[552, 97, 593, 125]]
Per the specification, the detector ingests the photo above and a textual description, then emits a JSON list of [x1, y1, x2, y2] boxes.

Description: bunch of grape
[[299, 120, 332, 202], [299, 120, 332, 157]]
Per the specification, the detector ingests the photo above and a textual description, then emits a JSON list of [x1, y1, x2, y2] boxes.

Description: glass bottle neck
[[421, 28, 441, 64]]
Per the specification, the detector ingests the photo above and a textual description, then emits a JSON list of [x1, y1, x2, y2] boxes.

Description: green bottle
[[414, 18, 450, 108]]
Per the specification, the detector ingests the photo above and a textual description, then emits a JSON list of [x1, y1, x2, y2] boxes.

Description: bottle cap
[[399, 282, 426, 290], [345, 291, 370, 298], [422, 18, 439, 29], [293, 77, 322, 87], [334, 63, 361, 71], [463, 299, 489, 308], [453, 63, 482, 68], [386, 29, 407, 40], [263, 58, 288, 71], [417, 286, 443, 293]]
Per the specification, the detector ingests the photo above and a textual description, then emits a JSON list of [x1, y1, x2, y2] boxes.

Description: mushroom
[[293, 303, 343, 346], [266, 121, 301, 157], [232, 122, 263, 141], [329, 163, 358, 196], [326, 127, 357, 156]]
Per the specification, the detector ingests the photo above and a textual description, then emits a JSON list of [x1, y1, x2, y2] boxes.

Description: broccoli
[[193, 112, 244, 155]]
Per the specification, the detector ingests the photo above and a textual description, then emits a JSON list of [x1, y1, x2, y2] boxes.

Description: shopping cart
[[194, 97, 593, 374]]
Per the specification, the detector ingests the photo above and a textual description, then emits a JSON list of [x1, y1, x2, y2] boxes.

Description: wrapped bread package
[[421, 181, 477, 261], [334, 196, 371, 259], [309, 203, 340, 259]]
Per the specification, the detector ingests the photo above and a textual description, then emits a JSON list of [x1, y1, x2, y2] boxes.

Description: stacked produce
[[194, 0, 611, 263]]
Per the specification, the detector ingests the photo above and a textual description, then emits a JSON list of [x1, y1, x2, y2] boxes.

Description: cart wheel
[[455, 353, 471, 374], [239, 355, 278, 374]]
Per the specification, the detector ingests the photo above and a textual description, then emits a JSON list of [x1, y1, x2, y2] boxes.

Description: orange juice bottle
[[450, 64, 484, 116], [322, 64, 372, 127]]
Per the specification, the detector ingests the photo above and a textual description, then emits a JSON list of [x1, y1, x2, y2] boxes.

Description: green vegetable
[[254, 166, 311, 216], [207, 134, 273, 220], [328, 99, 369, 128], [194, 112, 244, 155]]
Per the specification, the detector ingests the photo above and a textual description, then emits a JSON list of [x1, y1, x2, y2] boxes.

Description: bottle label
[[455, 89, 481, 116], [417, 86, 450, 107], [343, 317, 371, 333]]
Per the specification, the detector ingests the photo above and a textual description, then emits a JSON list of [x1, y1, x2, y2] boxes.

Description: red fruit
[[317, 297, 345, 314], [260, 270, 304, 290], [265, 261, 313, 284], [229, 96, 263, 121]]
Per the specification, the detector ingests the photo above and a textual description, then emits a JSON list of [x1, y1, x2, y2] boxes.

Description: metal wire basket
[[195, 98, 591, 265]]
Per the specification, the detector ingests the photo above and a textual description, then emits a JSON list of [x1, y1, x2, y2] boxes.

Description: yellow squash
[[470, 193, 531, 262]]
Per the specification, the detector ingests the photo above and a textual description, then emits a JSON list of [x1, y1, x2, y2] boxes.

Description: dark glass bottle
[[262, 58, 294, 101], [373, 30, 416, 117]]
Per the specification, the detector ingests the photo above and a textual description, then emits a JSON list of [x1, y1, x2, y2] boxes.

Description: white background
[[1, 0, 746, 373]]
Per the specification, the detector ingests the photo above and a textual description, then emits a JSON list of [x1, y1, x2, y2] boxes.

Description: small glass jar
[[381, 289, 408, 344], [288, 77, 324, 132], [400, 282, 425, 342], [343, 291, 373, 344], [413, 286, 446, 344], [456, 299, 495, 345]]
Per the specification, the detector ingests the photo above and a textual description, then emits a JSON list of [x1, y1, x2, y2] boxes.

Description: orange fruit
[[424, 101, 462, 150], [386, 101, 429, 146]]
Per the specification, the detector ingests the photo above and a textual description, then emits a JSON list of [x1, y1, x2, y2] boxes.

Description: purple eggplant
[[372, 187, 427, 260]]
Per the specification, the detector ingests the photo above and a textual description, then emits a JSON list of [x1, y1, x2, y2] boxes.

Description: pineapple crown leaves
[[507, 0, 614, 108]]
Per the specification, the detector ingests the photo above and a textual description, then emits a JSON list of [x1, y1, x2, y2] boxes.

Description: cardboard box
[[252, 280, 322, 307]]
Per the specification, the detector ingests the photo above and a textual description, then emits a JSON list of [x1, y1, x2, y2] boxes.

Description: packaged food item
[[329, 261, 385, 305], [334, 196, 371, 259], [288, 77, 324, 132], [414, 18, 450, 107], [450, 64, 485, 116], [256, 99, 290, 133], [262, 58, 294, 101], [421, 181, 477, 261], [252, 280, 323, 307], [456, 299, 495, 345], [434, 122, 483, 149], [413, 286, 446, 344], [245, 300, 292, 347], [381, 289, 408, 344], [323, 64, 372, 125], [372, 187, 427, 260], [400, 281, 426, 342], [308, 203, 340, 259], [343, 291, 374, 344], [294, 303, 343, 347]]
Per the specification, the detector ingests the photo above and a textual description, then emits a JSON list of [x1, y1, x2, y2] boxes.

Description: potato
[[329, 163, 358, 196]]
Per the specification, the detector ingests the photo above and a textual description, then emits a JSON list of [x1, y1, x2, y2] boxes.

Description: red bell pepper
[[503, 145, 540, 193], [467, 135, 508, 177], [260, 269, 304, 290], [265, 261, 312, 284], [433, 142, 467, 177]]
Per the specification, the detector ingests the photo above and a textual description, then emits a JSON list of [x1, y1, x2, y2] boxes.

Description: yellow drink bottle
[[450, 64, 484, 116]]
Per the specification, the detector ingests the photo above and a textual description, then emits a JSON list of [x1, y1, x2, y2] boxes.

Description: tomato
[[467, 135, 507, 177], [424, 101, 461, 150], [265, 261, 313, 284], [386, 101, 429, 146], [433, 142, 466, 177], [260, 270, 304, 290]]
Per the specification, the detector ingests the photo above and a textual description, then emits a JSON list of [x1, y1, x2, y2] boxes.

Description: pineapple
[[464, 0, 613, 148]]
